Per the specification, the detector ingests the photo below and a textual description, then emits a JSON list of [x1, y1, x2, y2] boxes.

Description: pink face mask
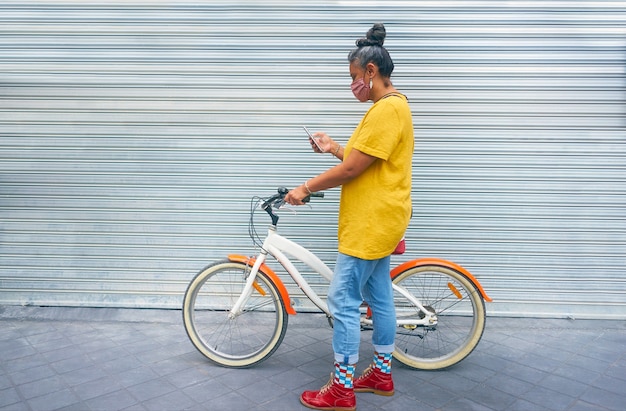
[[351, 77, 371, 102]]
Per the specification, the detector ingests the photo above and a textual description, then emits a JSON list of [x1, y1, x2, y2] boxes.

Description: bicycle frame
[[184, 188, 491, 370], [228, 226, 438, 327]]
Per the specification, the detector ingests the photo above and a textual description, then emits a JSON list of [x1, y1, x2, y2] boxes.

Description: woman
[[285, 23, 414, 411]]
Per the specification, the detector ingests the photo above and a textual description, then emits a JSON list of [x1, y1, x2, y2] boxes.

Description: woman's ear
[[366, 62, 377, 78]]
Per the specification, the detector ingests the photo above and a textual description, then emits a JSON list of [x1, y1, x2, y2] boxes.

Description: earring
[[369, 79, 373, 88]]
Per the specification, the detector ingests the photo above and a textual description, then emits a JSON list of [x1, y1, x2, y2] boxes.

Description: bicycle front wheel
[[392, 264, 486, 370], [182, 260, 288, 368]]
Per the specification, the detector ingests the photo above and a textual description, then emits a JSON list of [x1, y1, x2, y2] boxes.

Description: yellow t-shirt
[[338, 94, 414, 260]]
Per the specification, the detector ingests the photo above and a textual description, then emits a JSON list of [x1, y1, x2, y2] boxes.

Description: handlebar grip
[[302, 192, 324, 203]]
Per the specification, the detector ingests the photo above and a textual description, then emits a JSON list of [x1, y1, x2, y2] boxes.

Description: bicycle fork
[[228, 252, 268, 319]]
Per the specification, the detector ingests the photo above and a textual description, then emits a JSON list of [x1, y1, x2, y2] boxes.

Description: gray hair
[[347, 23, 394, 77]]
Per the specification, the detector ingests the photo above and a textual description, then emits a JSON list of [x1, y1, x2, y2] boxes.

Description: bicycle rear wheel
[[182, 260, 288, 368], [392, 264, 486, 370]]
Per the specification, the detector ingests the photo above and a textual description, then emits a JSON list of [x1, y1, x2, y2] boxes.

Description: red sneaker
[[353, 365, 394, 396], [300, 374, 356, 411]]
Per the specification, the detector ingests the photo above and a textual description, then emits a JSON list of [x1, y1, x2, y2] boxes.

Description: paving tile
[[0, 375, 11, 391], [75, 334, 121, 354], [508, 398, 550, 411], [164, 366, 213, 389], [198, 390, 256, 411], [115, 365, 160, 388], [382, 395, 436, 411], [40, 345, 82, 364], [0, 387, 22, 408], [134, 345, 180, 365], [237, 378, 289, 406], [26, 387, 80, 411], [441, 397, 492, 411], [2, 353, 48, 373], [605, 361, 626, 381], [120, 403, 149, 411], [539, 374, 590, 397], [50, 352, 94, 374], [73, 375, 124, 401], [60, 364, 109, 386], [268, 367, 318, 391], [121, 338, 163, 356], [275, 346, 319, 367], [405, 381, 458, 409], [297, 359, 333, 379], [24, 329, 66, 346], [16, 322, 57, 337], [449, 361, 497, 383], [9, 364, 57, 386], [515, 351, 562, 373], [16, 374, 67, 400], [182, 379, 232, 403], [579, 386, 625, 411], [470, 384, 518, 410], [151, 355, 197, 377], [141, 390, 197, 411], [0, 402, 30, 411], [579, 344, 624, 363], [530, 344, 576, 363], [552, 362, 602, 385], [126, 378, 177, 402], [219, 368, 266, 390], [482, 373, 534, 397], [590, 373, 626, 396], [499, 361, 550, 385], [87, 345, 132, 363], [521, 385, 576, 410], [430, 372, 478, 394], [0, 327, 22, 342], [568, 399, 613, 411], [464, 350, 511, 373], [2, 343, 37, 361], [566, 352, 613, 374]]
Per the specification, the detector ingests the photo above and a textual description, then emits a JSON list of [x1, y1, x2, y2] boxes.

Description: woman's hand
[[284, 184, 309, 206], [309, 132, 334, 154]]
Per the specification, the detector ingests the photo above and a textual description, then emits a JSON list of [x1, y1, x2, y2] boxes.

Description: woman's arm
[[285, 148, 376, 205]]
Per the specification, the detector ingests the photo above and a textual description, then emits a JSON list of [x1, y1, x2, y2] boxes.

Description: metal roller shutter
[[1, 1, 624, 318]]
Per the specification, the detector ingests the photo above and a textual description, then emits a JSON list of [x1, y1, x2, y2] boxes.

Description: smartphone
[[303, 126, 324, 152]]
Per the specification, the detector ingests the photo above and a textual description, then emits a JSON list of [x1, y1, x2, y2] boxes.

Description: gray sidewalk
[[1, 306, 625, 411]]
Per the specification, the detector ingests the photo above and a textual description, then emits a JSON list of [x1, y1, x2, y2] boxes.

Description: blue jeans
[[327, 253, 396, 364]]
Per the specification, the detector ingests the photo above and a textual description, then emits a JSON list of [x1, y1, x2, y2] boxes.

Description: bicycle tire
[[391, 264, 486, 370], [182, 260, 288, 368]]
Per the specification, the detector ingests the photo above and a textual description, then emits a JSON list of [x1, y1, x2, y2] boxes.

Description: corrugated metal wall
[[1, 1, 625, 318]]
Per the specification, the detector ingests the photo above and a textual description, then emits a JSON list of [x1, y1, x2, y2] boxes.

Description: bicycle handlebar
[[261, 187, 324, 225], [262, 186, 324, 208]]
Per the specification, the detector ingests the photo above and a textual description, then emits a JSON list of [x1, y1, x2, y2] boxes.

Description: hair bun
[[355, 23, 386, 47]]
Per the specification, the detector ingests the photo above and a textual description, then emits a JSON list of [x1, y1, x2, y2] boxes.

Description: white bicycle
[[183, 187, 492, 369]]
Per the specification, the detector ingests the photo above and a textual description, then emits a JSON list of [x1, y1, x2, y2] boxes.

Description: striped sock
[[373, 352, 392, 374], [334, 362, 355, 389]]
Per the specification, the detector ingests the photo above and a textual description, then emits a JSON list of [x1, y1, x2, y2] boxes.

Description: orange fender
[[391, 258, 492, 302], [227, 254, 297, 315]]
